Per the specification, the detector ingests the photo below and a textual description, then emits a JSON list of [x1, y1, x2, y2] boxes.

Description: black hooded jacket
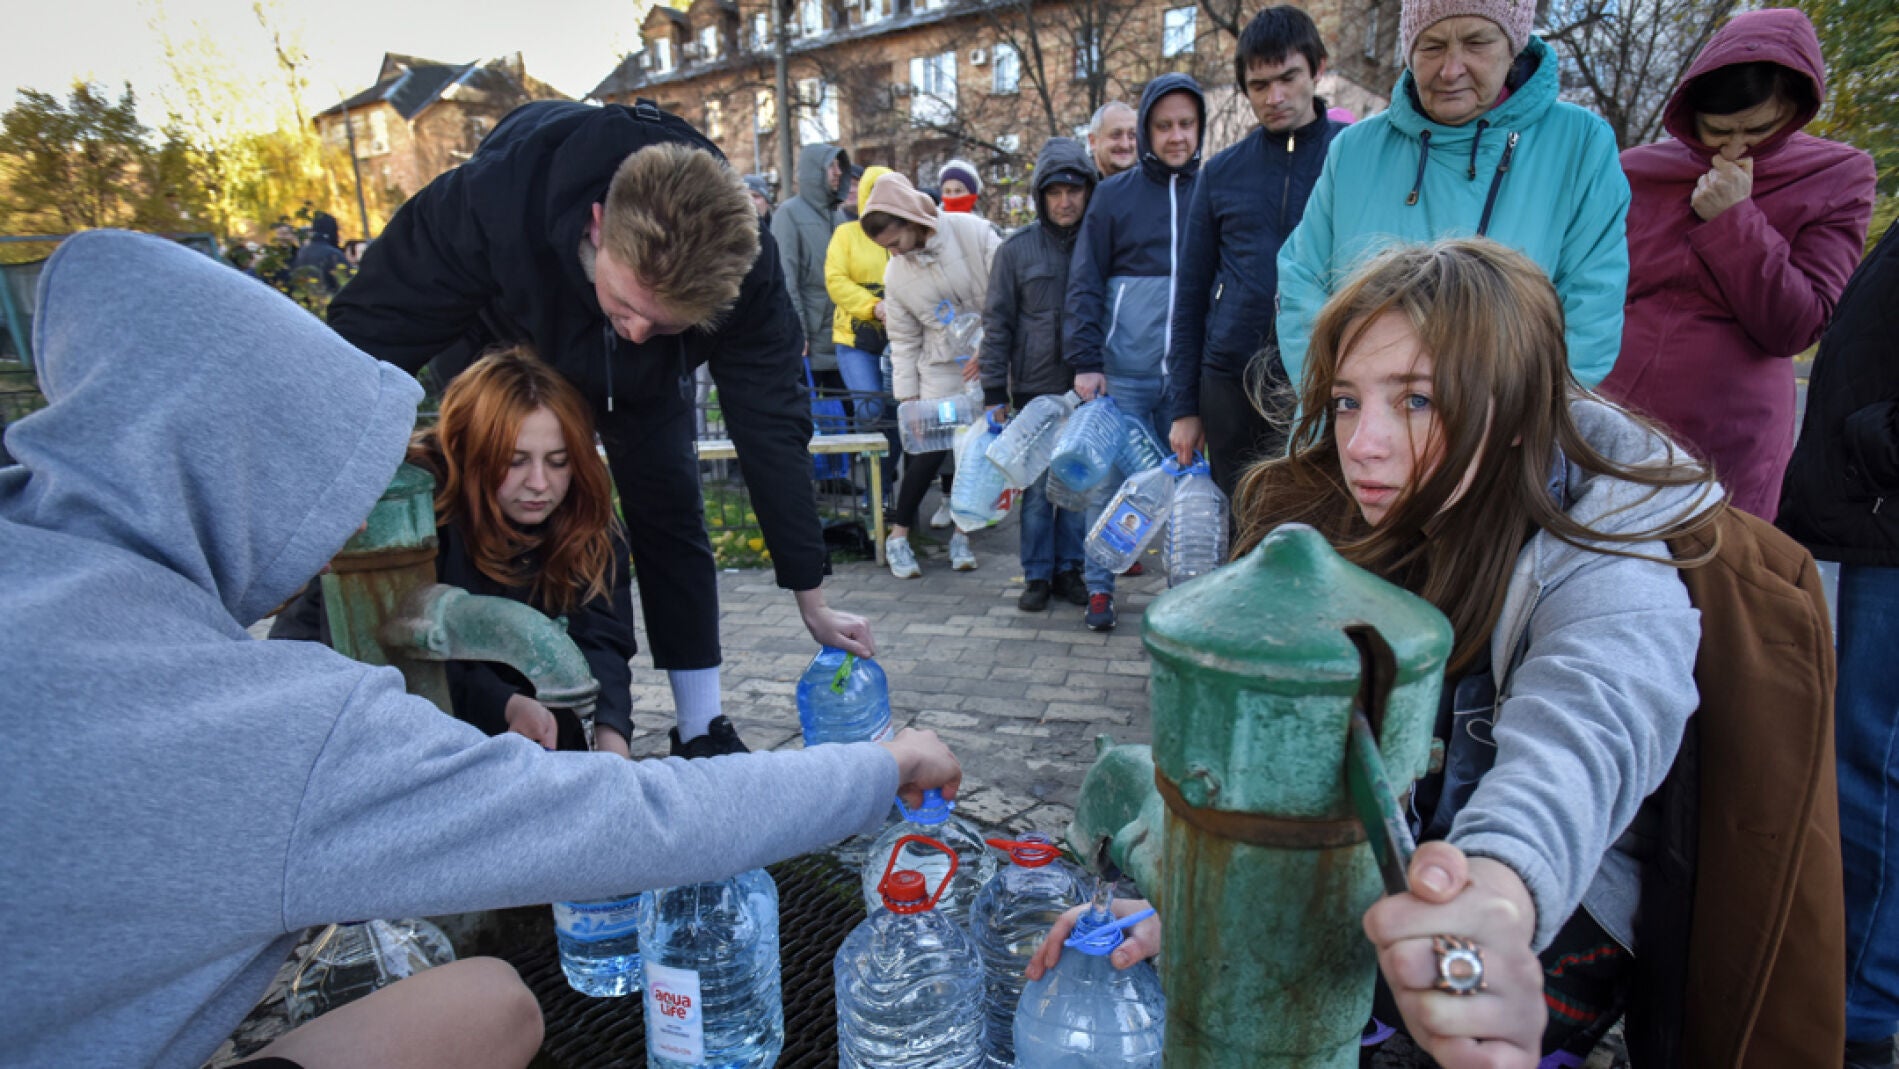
[[328, 101, 822, 670], [980, 137, 1096, 407]]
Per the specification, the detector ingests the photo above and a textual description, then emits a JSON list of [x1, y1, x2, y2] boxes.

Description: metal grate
[[501, 852, 869, 1069]]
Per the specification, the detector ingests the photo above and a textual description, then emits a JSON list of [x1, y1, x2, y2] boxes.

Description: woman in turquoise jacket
[[1275, 0, 1629, 392]]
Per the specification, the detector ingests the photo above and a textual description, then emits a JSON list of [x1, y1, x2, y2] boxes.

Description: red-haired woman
[[274, 347, 636, 756]]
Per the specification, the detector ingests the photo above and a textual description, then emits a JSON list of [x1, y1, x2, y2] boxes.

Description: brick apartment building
[[315, 53, 571, 199], [590, 0, 1402, 222]]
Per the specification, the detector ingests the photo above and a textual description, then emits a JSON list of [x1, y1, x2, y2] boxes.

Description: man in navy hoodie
[[1064, 72, 1204, 630], [1165, 7, 1343, 497]]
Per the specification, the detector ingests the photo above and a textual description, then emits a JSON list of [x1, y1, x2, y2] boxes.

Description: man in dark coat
[[1779, 219, 1899, 1069], [1164, 6, 1343, 496], [980, 137, 1095, 613], [289, 211, 352, 295], [329, 99, 873, 757]]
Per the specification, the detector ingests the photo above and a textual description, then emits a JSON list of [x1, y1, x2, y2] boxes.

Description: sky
[[1, 0, 645, 131]]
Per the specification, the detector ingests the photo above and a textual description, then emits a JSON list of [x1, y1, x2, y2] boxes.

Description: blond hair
[[600, 142, 759, 327]]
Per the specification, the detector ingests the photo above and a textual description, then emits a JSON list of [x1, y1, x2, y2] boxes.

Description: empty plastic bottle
[[641, 870, 782, 1069], [796, 647, 893, 745], [836, 837, 986, 1069], [284, 918, 456, 1025], [554, 893, 647, 997], [898, 392, 980, 455], [987, 391, 1079, 488], [1012, 900, 1166, 1068], [1165, 456, 1229, 587], [1045, 463, 1114, 514], [860, 789, 998, 926], [969, 835, 1088, 1068], [1048, 396, 1126, 493], [1117, 414, 1167, 475], [937, 301, 985, 364], [1086, 461, 1178, 574], [950, 413, 1015, 531]]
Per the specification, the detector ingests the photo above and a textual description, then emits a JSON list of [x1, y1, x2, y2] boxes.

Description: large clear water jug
[[950, 412, 1016, 532], [1164, 456, 1229, 586], [1048, 396, 1126, 493], [987, 392, 1079, 488], [640, 870, 782, 1069], [1046, 463, 1114, 513], [969, 835, 1088, 1068], [1085, 461, 1178, 574], [836, 837, 986, 1069], [860, 789, 997, 927], [898, 392, 980, 455], [796, 647, 893, 745], [1012, 901, 1166, 1068], [1118, 413, 1167, 475], [554, 893, 647, 997], [284, 918, 455, 1025]]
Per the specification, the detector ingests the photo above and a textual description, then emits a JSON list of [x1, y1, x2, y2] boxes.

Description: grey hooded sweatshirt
[[771, 143, 848, 369], [1450, 397, 1718, 953], [0, 231, 897, 1069]]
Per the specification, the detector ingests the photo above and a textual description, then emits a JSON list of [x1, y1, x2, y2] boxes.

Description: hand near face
[[1692, 155, 1753, 222]]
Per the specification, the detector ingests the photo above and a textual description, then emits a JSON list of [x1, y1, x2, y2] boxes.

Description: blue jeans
[[1020, 470, 1084, 582], [1085, 374, 1166, 596], [836, 344, 895, 492], [1840, 563, 1899, 1043]]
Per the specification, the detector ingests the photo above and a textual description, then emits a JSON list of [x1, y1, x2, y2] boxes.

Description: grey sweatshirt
[[1453, 397, 1720, 952], [0, 231, 898, 1069]]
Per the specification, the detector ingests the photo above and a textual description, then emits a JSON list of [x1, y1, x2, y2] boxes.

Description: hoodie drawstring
[[1477, 132, 1520, 237], [1406, 131, 1432, 206], [1467, 120, 1489, 180], [1164, 173, 1179, 375], [602, 323, 616, 413]]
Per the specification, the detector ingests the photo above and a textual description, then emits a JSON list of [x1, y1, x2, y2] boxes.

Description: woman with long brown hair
[[1034, 238, 1723, 1065]]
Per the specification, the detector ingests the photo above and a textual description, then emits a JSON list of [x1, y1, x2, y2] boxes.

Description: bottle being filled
[[968, 835, 1088, 1067], [1012, 884, 1166, 1068], [640, 869, 782, 1069], [796, 647, 893, 745], [835, 836, 986, 1069], [859, 788, 997, 927], [1164, 455, 1229, 586], [553, 893, 647, 997]]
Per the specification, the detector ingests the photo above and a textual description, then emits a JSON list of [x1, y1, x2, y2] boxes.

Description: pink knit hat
[[1400, 0, 1535, 61]]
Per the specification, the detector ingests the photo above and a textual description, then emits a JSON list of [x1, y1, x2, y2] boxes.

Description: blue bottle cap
[[895, 788, 954, 825], [1063, 906, 1158, 957], [986, 410, 1006, 433]]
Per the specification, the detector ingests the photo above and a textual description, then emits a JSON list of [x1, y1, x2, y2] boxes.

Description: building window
[[908, 51, 957, 127], [1163, 7, 1197, 56], [1073, 29, 1100, 81], [364, 110, 391, 156], [651, 38, 674, 73], [798, 0, 824, 37], [992, 42, 1021, 94], [862, 0, 886, 25], [751, 12, 770, 50], [706, 100, 726, 139], [797, 79, 840, 143], [754, 88, 776, 132], [699, 25, 721, 61]]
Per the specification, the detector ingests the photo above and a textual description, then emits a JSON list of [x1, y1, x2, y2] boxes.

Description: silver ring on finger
[[1431, 934, 1486, 997]]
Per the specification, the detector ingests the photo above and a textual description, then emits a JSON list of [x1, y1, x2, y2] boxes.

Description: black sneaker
[[1052, 569, 1089, 606], [669, 715, 752, 758], [1846, 1036, 1899, 1069], [1085, 593, 1117, 631], [1018, 579, 1052, 612]]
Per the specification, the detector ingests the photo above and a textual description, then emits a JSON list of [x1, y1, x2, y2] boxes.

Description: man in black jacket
[[1164, 6, 1342, 496], [1780, 219, 1899, 1069], [329, 99, 873, 757], [980, 137, 1095, 613]]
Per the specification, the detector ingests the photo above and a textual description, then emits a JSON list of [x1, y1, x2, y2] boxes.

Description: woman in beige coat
[[861, 171, 1002, 578]]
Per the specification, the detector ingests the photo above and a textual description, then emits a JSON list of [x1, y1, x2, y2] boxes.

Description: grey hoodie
[[1451, 397, 1719, 952], [0, 231, 897, 1068], [771, 143, 847, 368]]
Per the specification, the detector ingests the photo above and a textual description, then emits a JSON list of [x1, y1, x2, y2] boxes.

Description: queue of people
[[1, 0, 1891, 1065]]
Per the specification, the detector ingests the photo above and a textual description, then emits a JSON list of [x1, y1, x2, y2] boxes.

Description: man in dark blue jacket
[[1064, 72, 1204, 631], [1164, 6, 1342, 496]]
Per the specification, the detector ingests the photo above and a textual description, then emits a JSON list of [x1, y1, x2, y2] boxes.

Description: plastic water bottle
[[1118, 414, 1167, 475], [898, 392, 980, 454], [1086, 461, 1178, 574], [860, 789, 998, 926], [797, 647, 893, 745], [284, 918, 456, 1025], [836, 837, 986, 1069], [553, 894, 647, 997], [641, 870, 782, 1069], [1165, 457, 1229, 587], [969, 835, 1088, 1068], [987, 391, 1079, 488], [1048, 396, 1126, 493], [938, 301, 985, 364], [1013, 901, 1166, 1068], [950, 413, 1015, 531], [1046, 463, 1113, 514]]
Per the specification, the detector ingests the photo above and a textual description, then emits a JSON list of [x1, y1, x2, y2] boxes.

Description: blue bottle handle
[[895, 788, 954, 823], [1063, 907, 1158, 955]]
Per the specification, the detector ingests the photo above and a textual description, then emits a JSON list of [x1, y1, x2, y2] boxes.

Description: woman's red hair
[[412, 347, 619, 615]]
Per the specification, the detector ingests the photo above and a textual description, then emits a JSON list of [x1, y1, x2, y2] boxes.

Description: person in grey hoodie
[[772, 142, 851, 375], [0, 230, 960, 1069], [1030, 239, 1723, 1066]]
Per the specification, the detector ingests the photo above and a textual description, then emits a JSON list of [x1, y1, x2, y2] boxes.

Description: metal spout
[[382, 583, 600, 715]]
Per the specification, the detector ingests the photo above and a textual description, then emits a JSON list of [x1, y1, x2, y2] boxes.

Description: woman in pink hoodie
[[1599, 8, 1875, 521]]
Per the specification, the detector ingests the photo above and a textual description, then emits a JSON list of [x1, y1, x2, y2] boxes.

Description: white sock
[[669, 667, 723, 741]]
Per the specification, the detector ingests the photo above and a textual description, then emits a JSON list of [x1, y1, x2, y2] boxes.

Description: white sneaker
[[929, 500, 954, 529], [949, 530, 978, 571], [886, 534, 921, 579]]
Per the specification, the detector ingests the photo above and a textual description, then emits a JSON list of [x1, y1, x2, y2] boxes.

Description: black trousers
[[1199, 364, 1286, 501], [894, 449, 951, 529]]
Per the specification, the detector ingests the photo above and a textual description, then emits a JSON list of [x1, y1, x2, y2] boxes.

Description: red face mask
[[941, 193, 979, 214]]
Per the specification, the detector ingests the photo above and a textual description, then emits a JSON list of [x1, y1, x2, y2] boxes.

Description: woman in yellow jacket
[[826, 165, 895, 472]]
